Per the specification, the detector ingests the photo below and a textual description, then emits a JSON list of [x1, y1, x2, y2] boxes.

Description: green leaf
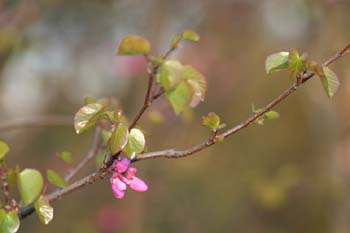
[[123, 128, 145, 158], [0, 141, 9, 160], [34, 196, 53, 225], [265, 52, 289, 74], [18, 169, 43, 205], [0, 209, 20, 233], [47, 170, 67, 188], [319, 66, 340, 98], [202, 112, 221, 130], [74, 103, 104, 134], [264, 111, 280, 120], [157, 60, 184, 91], [95, 152, 105, 168], [182, 29, 200, 42], [101, 129, 112, 145], [57, 151, 73, 164], [171, 34, 181, 48], [288, 49, 305, 79], [104, 110, 120, 123], [150, 56, 164, 66], [109, 124, 129, 154], [166, 81, 192, 115], [7, 167, 18, 188], [117, 35, 151, 55], [183, 65, 207, 107], [84, 96, 96, 105]]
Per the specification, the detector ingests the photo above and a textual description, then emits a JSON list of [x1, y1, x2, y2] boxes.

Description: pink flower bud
[[115, 158, 130, 173], [111, 184, 125, 199], [129, 177, 148, 192]]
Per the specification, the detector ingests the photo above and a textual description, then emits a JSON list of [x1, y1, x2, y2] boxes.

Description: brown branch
[[0, 115, 72, 132], [18, 43, 350, 221], [64, 126, 102, 182], [136, 43, 350, 161]]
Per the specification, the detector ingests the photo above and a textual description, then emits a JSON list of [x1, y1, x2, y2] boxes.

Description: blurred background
[[0, 0, 350, 232]]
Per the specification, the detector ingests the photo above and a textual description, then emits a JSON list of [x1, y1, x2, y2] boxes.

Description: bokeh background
[[1, 0, 350, 232]]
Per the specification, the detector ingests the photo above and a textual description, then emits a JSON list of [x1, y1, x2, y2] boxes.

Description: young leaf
[[288, 49, 305, 79], [165, 81, 192, 115], [109, 124, 129, 154], [264, 111, 280, 120], [7, 168, 18, 188], [184, 65, 207, 107], [34, 196, 54, 225], [202, 112, 221, 130], [101, 129, 112, 145], [95, 152, 105, 168], [18, 169, 43, 205], [104, 110, 120, 123], [0, 209, 20, 233], [74, 103, 104, 134], [157, 60, 184, 91], [117, 35, 151, 55], [84, 96, 96, 105], [319, 66, 340, 98], [265, 52, 289, 74], [123, 128, 145, 158], [57, 151, 73, 164], [47, 170, 67, 188], [0, 141, 9, 160], [182, 29, 200, 42], [171, 34, 181, 48]]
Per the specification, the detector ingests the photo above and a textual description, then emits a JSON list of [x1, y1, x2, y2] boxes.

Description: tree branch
[[18, 43, 350, 220], [64, 126, 102, 182]]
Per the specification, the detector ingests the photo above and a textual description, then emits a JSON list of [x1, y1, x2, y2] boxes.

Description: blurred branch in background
[[0, 115, 72, 132]]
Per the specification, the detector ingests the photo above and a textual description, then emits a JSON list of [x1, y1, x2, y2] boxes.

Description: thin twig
[[18, 43, 350, 221], [64, 127, 102, 182], [0, 115, 72, 132]]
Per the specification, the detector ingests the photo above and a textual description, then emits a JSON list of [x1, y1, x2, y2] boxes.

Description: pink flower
[[110, 158, 148, 199]]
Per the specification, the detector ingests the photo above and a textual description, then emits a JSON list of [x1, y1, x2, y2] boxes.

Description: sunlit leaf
[[109, 124, 129, 154], [74, 103, 104, 134], [166, 81, 192, 115], [34, 196, 53, 225], [157, 60, 184, 91], [57, 151, 73, 164], [265, 52, 289, 75], [182, 29, 200, 42], [202, 112, 221, 130], [47, 170, 67, 188], [18, 169, 43, 205], [184, 65, 207, 107], [288, 49, 305, 79], [117, 35, 151, 55], [0, 141, 9, 160], [319, 66, 340, 98], [0, 209, 20, 233], [123, 128, 145, 158]]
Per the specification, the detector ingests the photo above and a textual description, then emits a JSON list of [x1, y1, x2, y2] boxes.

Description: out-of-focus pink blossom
[[110, 157, 148, 199]]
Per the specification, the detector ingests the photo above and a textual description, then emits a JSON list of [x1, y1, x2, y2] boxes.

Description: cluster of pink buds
[[110, 157, 148, 199]]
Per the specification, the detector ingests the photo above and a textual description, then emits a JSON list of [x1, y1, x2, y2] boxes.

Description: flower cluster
[[110, 157, 148, 199]]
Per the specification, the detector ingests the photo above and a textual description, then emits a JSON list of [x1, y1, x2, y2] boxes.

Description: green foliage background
[[0, 0, 349, 232]]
